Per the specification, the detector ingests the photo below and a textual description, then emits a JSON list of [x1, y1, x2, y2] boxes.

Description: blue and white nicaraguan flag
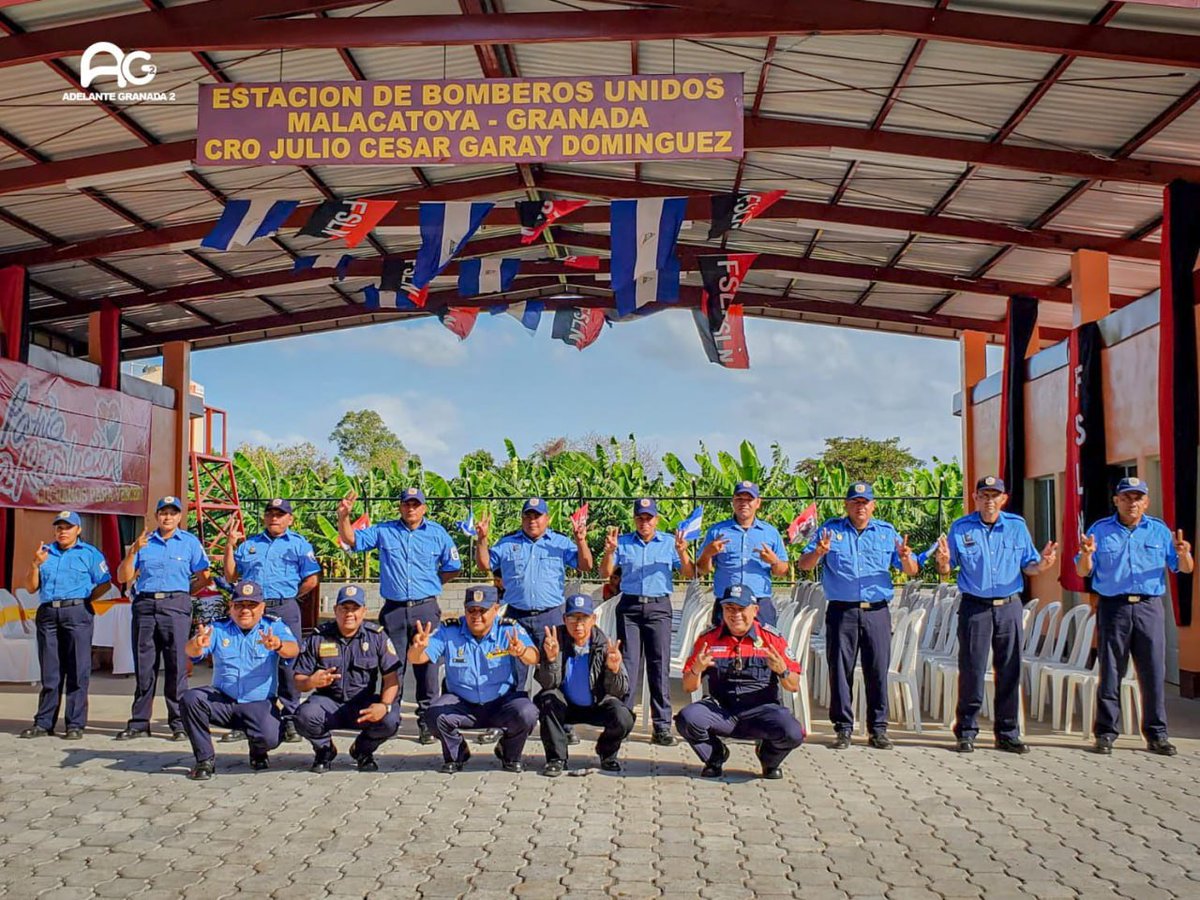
[[412, 201, 494, 291], [362, 284, 420, 310], [676, 505, 704, 541], [293, 253, 354, 280], [609, 197, 686, 317], [458, 257, 521, 296], [456, 509, 476, 537], [491, 300, 544, 334], [201, 199, 298, 250]]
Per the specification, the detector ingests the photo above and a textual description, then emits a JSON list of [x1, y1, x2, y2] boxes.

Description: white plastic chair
[[1075, 661, 1143, 738], [1029, 604, 1092, 718], [1036, 611, 1097, 729], [1020, 600, 1063, 692], [784, 607, 819, 735], [888, 608, 927, 731]]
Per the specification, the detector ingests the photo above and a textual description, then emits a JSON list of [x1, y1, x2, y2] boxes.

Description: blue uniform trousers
[[424, 691, 539, 764], [33, 601, 94, 732], [535, 690, 635, 763], [710, 596, 778, 628], [265, 598, 302, 720], [954, 595, 1023, 742], [379, 598, 442, 717], [675, 698, 805, 770], [294, 693, 401, 754], [128, 592, 192, 732], [1095, 595, 1168, 741], [616, 595, 673, 731], [825, 602, 891, 735], [181, 685, 282, 763]]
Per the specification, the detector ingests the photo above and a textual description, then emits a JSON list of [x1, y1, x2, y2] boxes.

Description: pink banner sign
[[0, 358, 152, 515], [197, 74, 743, 166]]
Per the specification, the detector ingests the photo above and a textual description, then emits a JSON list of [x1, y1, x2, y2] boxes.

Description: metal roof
[[0, 0, 1197, 357]]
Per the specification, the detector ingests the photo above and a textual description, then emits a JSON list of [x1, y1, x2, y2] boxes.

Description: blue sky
[[188, 311, 986, 476]]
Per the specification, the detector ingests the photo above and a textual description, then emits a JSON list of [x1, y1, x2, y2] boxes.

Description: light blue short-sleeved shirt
[[192, 615, 297, 703], [804, 517, 902, 603], [425, 617, 534, 704], [948, 511, 1040, 598], [615, 532, 680, 597], [234, 530, 321, 599], [38, 540, 110, 603], [488, 529, 579, 612], [700, 517, 788, 599], [1079, 514, 1179, 597], [351, 519, 461, 601], [134, 529, 209, 593]]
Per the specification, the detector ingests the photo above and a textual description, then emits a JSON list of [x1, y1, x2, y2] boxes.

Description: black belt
[[623, 594, 669, 603], [264, 597, 298, 607], [507, 605, 560, 616], [383, 596, 435, 606], [136, 591, 188, 600], [962, 592, 1018, 607], [1100, 593, 1156, 604], [43, 598, 88, 609], [830, 600, 889, 611]]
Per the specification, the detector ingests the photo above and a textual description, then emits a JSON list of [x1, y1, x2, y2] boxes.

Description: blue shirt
[[700, 518, 788, 599], [563, 646, 593, 706], [615, 531, 681, 596], [1079, 514, 1179, 597], [424, 617, 534, 705], [804, 517, 902, 603], [234, 530, 321, 599], [37, 540, 110, 603], [948, 512, 1040, 598], [352, 519, 461, 601], [488, 529, 580, 612], [134, 529, 210, 593], [192, 615, 297, 703]]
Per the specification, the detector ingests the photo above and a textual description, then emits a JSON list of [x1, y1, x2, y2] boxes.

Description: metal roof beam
[[5, 2, 1200, 69]]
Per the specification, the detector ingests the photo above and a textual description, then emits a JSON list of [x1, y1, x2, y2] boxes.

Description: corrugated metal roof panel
[[84, 176, 224, 229], [205, 48, 357, 84], [514, 42, 633, 79], [899, 236, 1002, 276], [949, 0, 1107, 26], [842, 160, 965, 211], [638, 159, 740, 189], [755, 35, 916, 126], [1109, 256, 1160, 297], [940, 169, 1078, 225], [36, 260, 129, 297], [309, 165, 425, 197], [936, 291, 1008, 321], [1006, 60, 1200, 154], [1134, 104, 1200, 164], [198, 166, 322, 201], [10, 193, 135, 241], [340, 45, 482, 81], [1044, 183, 1162, 236], [865, 287, 947, 312], [98, 250, 215, 290], [543, 161, 638, 181], [985, 247, 1070, 285], [3, 0, 145, 28]]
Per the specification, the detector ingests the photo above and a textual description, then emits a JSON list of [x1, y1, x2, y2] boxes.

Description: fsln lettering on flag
[[787, 503, 819, 546], [699, 252, 757, 331], [708, 190, 786, 240], [299, 199, 396, 248], [610, 197, 686, 317], [201, 199, 298, 250], [693, 303, 750, 369], [551, 307, 606, 350], [380, 258, 430, 307], [517, 199, 589, 244], [458, 258, 521, 296], [438, 307, 479, 341], [412, 201, 494, 291]]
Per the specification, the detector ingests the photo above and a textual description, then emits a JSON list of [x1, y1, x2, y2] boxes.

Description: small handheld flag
[[676, 505, 704, 541], [787, 503, 819, 546], [456, 510, 477, 537], [337, 513, 370, 551], [570, 503, 590, 531]]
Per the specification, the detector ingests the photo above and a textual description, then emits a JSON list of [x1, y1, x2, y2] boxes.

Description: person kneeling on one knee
[[534, 593, 634, 777], [180, 580, 299, 780], [409, 585, 540, 774], [293, 584, 401, 773], [675, 585, 805, 780]]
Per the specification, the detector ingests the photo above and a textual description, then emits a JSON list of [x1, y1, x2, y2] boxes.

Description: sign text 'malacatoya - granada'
[[196, 74, 743, 166]]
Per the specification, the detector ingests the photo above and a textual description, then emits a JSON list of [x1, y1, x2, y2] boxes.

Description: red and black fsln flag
[[1159, 179, 1200, 626], [551, 307, 606, 351], [299, 199, 396, 248], [699, 253, 757, 331], [707, 190, 785, 240], [516, 199, 588, 244]]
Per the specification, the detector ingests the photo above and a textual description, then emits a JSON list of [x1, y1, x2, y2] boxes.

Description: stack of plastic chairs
[[783, 606, 819, 735], [669, 580, 713, 683], [1074, 661, 1142, 738], [887, 607, 928, 732], [1033, 609, 1097, 728], [1019, 600, 1063, 690], [921, 595, 961, 718], [849, 607, 911, 733], [1027, 604, 1092, 715]]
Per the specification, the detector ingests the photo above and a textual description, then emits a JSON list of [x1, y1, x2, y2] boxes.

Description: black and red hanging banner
[[1159, 179, 1200, 626], [551, 307, 606, 351], [693, 303, 749, 369], [1060, 321, 1109, 594], [699, 252, 757, 331], [997, 295, 1039, 517], [299, 199, 397, 248], [517, 199, 588, 244], [708, 190, 785, 239]]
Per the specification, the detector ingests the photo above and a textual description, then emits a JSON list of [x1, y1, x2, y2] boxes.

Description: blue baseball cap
[[846, 482, 874, 501], [336, 584, 366, 606], [52, 511, 82, 527], [633, 497, 658, 517], [231, 580, 265, 603], [522, 497, 548, 515], [720, 584, 755, 607], [1115, 476, 1148, 495], [265, 498, 293, 514], [156, 495, 183, 512], [463, 585, 499, 609], [975, 476, 1006, 493], [400, 487, 426, 504], [564, 593, 595, 616], [733, 480, 760, 498]]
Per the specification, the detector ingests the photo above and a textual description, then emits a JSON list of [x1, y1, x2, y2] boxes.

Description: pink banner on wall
[[197, 74, 744, 166], [0, 357, 152, 515]]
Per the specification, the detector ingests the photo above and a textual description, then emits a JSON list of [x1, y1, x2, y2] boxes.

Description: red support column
[[0, 264, 28, 590], [88, 302, 125, 581]]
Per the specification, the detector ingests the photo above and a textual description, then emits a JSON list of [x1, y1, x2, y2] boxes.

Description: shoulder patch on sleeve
[[263, 613, 280, 623], [761, 624, 785, 637]]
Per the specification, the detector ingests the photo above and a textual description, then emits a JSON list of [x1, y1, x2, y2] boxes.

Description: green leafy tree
[[236, 441, 333, 481], [329, 410, 413, 473], [796, 436, 921, 485]]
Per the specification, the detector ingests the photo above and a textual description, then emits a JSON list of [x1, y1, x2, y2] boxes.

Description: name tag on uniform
[[318, 642, 338, 658], [707, 646, 732, 658], [963, 535, 976, 546], [486, 648, 508, 659]]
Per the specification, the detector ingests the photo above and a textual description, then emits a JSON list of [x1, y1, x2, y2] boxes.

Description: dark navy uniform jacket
[[294, 621, 401, 705]]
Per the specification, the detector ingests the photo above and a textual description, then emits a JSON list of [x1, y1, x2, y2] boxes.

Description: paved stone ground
[[1, 670, 1198, 899]]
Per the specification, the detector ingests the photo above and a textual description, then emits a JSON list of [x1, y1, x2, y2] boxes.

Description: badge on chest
[[318, 642, 339, 659]]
